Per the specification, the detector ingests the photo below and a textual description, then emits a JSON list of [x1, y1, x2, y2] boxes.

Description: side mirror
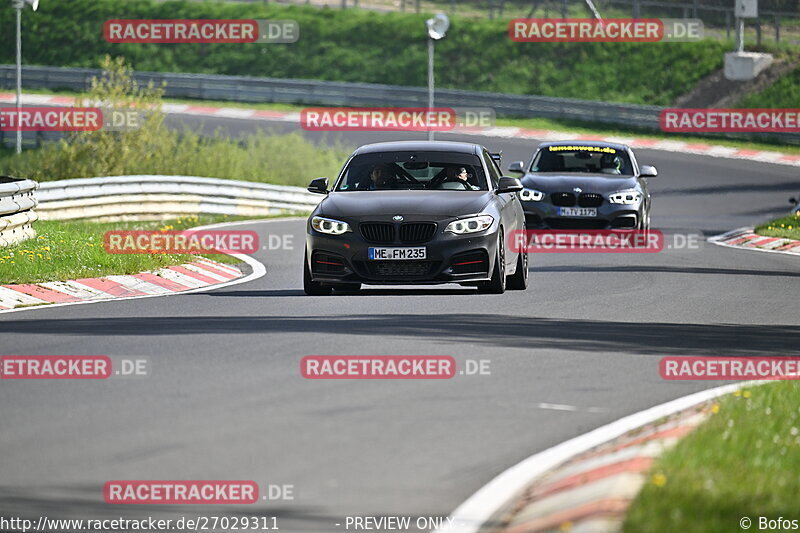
[[640, 165, 658, 178], [507, 161, 525, 173], [308, 177, 329, 194], [496, 176, 523, 194]]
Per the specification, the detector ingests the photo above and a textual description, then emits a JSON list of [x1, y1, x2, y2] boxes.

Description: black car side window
[[483, 151, 500, 188]]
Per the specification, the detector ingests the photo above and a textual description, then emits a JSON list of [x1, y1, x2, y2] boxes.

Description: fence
[[0, 177, 38, 247], [2, 65, 798, 144], [35, 175, 320, 222], [0, 64, 665, 130]]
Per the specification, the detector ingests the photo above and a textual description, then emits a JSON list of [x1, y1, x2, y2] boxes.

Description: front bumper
[[306, 229, 497, 285], [521, 202, 641, 229]]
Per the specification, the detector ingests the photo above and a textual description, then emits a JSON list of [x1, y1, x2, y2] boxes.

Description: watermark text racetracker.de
[[301, 356, 491, 379], [661, 108, 800, 133], [105, 481, 294, 505], [0, 107, 144, 132], [508, 230, 703, 253], [660, 357, 800, 380], [300, 107, 496, 131], [104, 19, 299, 44], [0, 356, 150, 379], [103, 230, 260, 255], [509, 18, 703, 42]]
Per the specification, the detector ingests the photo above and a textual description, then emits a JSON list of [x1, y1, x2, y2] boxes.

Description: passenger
[[444, 166, 479, 190]]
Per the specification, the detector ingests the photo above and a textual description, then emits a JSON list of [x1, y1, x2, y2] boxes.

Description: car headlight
[[608, 189, 642, 205], [311, 216, 351, 235], [520, 188, 545, 202], [445, 215, 494, 235]]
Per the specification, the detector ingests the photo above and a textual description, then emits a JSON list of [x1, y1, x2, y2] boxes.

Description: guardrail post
[[632, 0, 640, 19], [756, 17, 761, 46], [774, 15, 779, 42], [726, 10, 731, 39], [415, 0, 420, 13]]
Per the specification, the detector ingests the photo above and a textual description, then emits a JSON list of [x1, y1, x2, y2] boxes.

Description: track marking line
[[537, 403, 578, 412]]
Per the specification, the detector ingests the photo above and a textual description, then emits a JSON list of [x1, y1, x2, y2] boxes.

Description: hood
[[318, 190, 492, 219], [521, 173, 637, 194]]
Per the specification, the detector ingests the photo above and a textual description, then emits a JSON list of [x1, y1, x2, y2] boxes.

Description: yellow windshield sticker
[[548, 145, 617, 153]]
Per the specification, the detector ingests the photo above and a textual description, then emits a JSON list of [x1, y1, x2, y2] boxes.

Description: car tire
[[507, 248, 528, 290], [478, 232, 506, 294], [304, 251, 332, 296], [638, 207, 651, 230], [333, 283, 361, 293]]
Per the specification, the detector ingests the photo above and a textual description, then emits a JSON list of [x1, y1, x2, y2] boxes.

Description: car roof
[[353, 141, 482, 155], [537, 140, 631, 151]]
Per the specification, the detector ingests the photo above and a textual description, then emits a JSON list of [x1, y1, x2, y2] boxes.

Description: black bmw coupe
[[303, 141, 528, 295]]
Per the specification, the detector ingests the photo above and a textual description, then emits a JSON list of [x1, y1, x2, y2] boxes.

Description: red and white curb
[[436, 382, 756, 533], [0, 258, 242, 310], [3, 92, 800, 167], [708, 227, 800, 256], [493, 408, 709, 533]]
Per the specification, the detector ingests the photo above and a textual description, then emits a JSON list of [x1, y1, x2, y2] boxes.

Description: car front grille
[[578, 193, 603, 207], [360, 222, 437, 244], [360, 223, 394, 244], [360, 260, 438, 278], [551, 192, 576, 207], [399, 223, 437, 244]]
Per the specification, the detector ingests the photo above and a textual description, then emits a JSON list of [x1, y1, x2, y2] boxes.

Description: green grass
[[738, 65, 800, 109], [0, 0, 739, 106], [624, 382, 800, 533], [754, 212, 800, 240], [0, 129, 348, 186], [0, 214, 260, 285]]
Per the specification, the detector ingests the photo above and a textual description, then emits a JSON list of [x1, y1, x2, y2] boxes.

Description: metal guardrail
[[0, 65, 661, 129], [36, 175, 320, 221], [1, 65, 798, 143], [0, 177, 39, 247]]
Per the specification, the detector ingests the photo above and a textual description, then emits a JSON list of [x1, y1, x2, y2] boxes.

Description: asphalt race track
[[1, 117, 799, 532]]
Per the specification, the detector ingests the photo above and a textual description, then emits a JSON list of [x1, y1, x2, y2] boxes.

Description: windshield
[[531, 145, 633, 176], [335, 151, 488, 191]]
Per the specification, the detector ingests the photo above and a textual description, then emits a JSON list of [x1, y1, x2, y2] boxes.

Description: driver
[[362, 165, 396, 190], [600, 154, 623, 175], [444, 166, 479, 190]]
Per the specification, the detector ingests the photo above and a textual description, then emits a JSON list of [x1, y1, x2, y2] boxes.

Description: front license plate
[[558, 207, 597, 217], [369, 247, 427, 260]]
